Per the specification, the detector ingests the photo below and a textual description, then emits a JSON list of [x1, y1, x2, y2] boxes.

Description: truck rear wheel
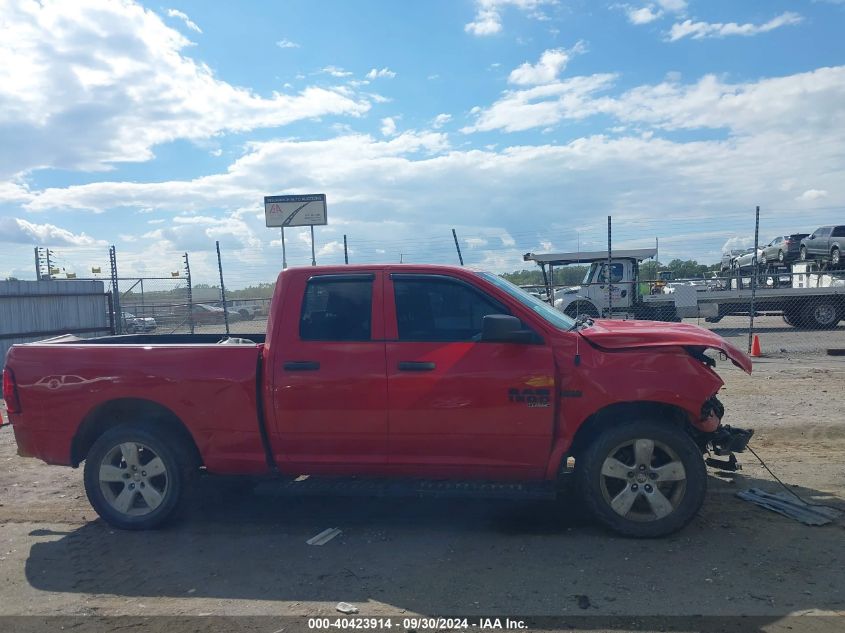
[[576, 420, 706, 538], [83, 425, 193, 530], [802, 301, 841, 329]]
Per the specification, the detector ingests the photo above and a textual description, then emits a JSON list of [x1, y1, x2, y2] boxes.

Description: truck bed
[[6, 336, 269, 474]]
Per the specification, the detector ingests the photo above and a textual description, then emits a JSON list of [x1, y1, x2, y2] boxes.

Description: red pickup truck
[[2, 265, 753, 537]]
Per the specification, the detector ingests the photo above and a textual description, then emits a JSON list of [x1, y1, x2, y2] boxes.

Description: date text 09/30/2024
[[307, 617, 528, 630]]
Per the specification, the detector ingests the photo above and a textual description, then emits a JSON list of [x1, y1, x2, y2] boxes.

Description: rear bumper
[[11, 423, 74, 466]]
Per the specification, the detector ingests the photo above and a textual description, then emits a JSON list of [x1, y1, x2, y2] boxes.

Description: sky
[[1, 0, 844, 286]]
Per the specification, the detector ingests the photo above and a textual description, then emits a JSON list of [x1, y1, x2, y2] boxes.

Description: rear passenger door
[[270, 273, 388, 471]]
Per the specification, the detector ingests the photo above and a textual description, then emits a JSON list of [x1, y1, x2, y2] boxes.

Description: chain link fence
[[24, 206, 845, 356]]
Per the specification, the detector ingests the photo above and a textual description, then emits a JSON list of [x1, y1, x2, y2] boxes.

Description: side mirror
[[481, 315, 534, 343]]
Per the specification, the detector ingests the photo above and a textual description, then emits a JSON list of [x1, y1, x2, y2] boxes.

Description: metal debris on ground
[[736, 488, 842, 526], [306, 527, 342, 545], [336, 602, 359, 614]]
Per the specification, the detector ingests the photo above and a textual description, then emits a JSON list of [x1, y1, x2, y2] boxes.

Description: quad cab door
[[384, 273, 556, 480], [270, 272, 388, 473]]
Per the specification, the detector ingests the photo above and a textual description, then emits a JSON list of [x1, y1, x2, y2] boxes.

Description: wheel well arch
[[71, 398, 202, 468], [566, 401, 692, 461]]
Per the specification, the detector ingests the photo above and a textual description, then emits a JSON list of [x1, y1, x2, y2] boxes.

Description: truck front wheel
[[83, 425, 193, 530], [576, 420, 707, 538]]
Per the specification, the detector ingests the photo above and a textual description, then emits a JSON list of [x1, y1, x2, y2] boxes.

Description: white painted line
[[306, 527, 342, 545]]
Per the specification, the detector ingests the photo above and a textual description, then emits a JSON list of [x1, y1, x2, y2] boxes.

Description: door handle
[[284, 361, 320, 371], [398, 361, 436, 371]]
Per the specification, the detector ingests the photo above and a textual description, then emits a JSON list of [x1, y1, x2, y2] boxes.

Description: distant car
[[720, 249, 745, 273], [732, 248, 761, 271], [122, 312, 156, 333], [800, 226, 845, 266], [190, 303, 227, 324], [760, 234, 809, 265], [225, 301, 262, 321]]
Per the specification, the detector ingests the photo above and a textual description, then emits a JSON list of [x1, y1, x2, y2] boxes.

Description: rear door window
[[300, 277, 373, 341], [832, 226, 845, 237]]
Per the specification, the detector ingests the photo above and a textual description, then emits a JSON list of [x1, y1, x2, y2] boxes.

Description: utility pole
[[451, 228, 464, 266], [216, 241, 229, 335], [184, 252, 194, 334], [607, 215, 613, 320], [343, 234, 349, 264], [281, 228, 287, 269], [310, 225, 317, 266], [109, 245, 121, 333], [748, 206, 760, 354]]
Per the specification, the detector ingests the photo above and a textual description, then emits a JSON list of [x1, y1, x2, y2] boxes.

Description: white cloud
[[722, 236, 753, 253], [380, 117, 398, 136], [317, 240, 345, 257], [463, 73, 618, 133], [6, 62, 845, 276], [656, 0, 686, 11], [465, 237, 488, 248], [321, 65, 353, 77], [627, 7, 662, 24], [0, 217, 107, 246], [669, 12, 803, 41], [465, 0, 556, 37], [275, 39, 300, 49], [508, 43, 585, 85], [366, 67, 396, 80], [432, 113, 452, 128], [464, 66, 845, 136], [0, 1, 370, 179], [166, 8, 201, 33], [798, 189, 829, 201]]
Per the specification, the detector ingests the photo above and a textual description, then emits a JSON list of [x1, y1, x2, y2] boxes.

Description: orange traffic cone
[[750, 335, 762, 357]]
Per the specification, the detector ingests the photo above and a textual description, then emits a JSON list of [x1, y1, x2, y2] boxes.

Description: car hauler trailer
[[523, 250, 845, 329]]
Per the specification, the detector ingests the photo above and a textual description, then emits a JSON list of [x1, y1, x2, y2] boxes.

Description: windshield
[[477, 272, 576, 330], [582, 263, 598, 285]]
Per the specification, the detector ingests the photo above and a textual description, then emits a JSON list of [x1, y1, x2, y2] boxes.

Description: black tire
[[778, 250, 785, 263], [238, 309, 255, 321], [832, 247, 841, 267], [83, 424, 195, 530], [801, 300, 841, 330], [800, 246, 808, 261], [576, 420, 707, 538]]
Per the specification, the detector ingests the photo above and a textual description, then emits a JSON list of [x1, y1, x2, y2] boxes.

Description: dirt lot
[[1, 356, 845, 630]]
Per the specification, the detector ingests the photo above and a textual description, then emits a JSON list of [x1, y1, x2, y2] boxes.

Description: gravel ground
[[1, 356, 844, 630]]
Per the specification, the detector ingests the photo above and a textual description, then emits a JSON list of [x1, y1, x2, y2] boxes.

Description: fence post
[[452, 228, 464, 266], [747, 206, 760, 354], [607, 215, 613, 319], [184, 252, 194, 334], [216, 241, 230, 335], [109, 245, 122, 334]]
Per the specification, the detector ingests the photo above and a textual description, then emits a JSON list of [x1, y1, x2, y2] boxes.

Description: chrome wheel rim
[[832, 250, 840, 265], [778, 250, 785, 262], [813, 304, 837, 326], [99, 442, 168, 516], [599, 438, 687, 522]]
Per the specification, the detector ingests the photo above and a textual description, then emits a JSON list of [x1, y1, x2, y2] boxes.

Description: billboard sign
[[264, 194, 328, 227]]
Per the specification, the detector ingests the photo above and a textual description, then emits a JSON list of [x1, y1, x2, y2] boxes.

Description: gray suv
[[800, 226, 845, 266]]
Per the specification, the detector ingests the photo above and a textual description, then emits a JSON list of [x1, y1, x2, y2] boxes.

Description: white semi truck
[[523, 249, 845, 329]]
